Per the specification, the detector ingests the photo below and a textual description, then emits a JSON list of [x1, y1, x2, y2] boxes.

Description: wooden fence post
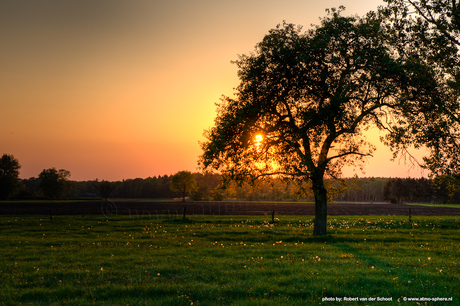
[[183, 206, 186, 221]]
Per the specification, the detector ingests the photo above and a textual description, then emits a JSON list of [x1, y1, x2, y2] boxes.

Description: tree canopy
[[93, 179, 117, 201], [199, 9, 440, 235], [39, 168, 72, 199], [380, 0, 460, 178], [170, 171, 197, 202]]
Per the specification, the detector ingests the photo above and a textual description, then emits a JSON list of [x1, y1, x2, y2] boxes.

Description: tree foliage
[[0, 154, 22, 200], [380, 0, 460, 178], [38, 168, 73, 199], [170, 171, 197, 201], [381, 0, 460, 66], [382, 176, 460, 204], [190, 172, 222, 201], [93, 179, 117, 201], [200, 9, 439, 235]]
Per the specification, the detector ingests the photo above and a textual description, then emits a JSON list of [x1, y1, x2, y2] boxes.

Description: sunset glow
[[0, 0, 428, 181], [253, 134, 264, 151]]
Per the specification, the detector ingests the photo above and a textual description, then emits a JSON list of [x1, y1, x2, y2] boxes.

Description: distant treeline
[[18, 173, 222, 201], [330, 177, 460, 204], [15, 173, 460, 204], [382, 177, 460, 204], [19, 175, 182, 200]]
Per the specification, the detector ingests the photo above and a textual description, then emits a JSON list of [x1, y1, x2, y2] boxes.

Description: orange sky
[[0, 0, 428, 181]]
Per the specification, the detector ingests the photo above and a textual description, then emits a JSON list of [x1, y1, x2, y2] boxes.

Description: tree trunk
[[312, 180, 328, 236]]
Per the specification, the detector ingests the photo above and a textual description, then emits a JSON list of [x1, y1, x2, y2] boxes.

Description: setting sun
[[253, 134, 264, 151]]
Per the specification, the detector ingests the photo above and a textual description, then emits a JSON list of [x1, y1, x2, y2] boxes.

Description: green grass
[[0, 215, 458, 305], [403, 203, 460, 208]]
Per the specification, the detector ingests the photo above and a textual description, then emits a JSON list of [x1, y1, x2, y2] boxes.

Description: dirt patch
[[1, 201, 459, 217]]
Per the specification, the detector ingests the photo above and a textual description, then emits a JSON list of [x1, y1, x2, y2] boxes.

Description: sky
[[0, 0, 428, 181]]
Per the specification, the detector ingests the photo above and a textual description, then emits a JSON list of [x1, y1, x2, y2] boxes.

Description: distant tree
[[139, 178, 156, 198], [199, 10, 440, 235], [211, 187, 225, 201], [74, 180, 98, 198], [190, 181, 210, 201], [20, 177, 41, 198], [384, 178, 408, 203], [93, 180, 116, 201], [414, 177, 433, 202], [191, 172, 223, 201], [0, 154, 22, 200], [170, 171, 197, 201], [383, 177, 444, 203], [433, 175, 456, 204], [39, 168, 72, 199]]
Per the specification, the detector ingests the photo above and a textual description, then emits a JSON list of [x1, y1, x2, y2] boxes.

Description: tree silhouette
[[93, 180, 116, 201], [39, 168, 72, 199], [381, 0, 460, 178], [170, 171, 197, 201], [0, 154, 21, 200], [199, 9, 440, 235]]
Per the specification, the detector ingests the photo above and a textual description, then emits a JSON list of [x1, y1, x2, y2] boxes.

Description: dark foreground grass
[[0, 214, 458, 305]]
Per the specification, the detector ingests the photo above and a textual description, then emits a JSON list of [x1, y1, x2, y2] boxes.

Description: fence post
[[409, 208, 412, 223], [272, 211, 275, 223], [183, 206, 186, 221]]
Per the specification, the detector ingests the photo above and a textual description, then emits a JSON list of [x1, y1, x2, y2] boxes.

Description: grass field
[[404, 203, 460, 209], [1, 214, 458, 305]]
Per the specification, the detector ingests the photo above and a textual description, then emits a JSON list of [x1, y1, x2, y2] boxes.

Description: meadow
[[0, 213, 458, 305]]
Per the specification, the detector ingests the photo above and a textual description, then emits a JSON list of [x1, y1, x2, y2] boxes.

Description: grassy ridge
[[1, 215, 458, 305]]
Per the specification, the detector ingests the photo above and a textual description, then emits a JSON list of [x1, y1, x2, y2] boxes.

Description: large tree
[[0, 154, 22, 200], [380, 0, 460, 178], [199, 9, 440, 235]]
